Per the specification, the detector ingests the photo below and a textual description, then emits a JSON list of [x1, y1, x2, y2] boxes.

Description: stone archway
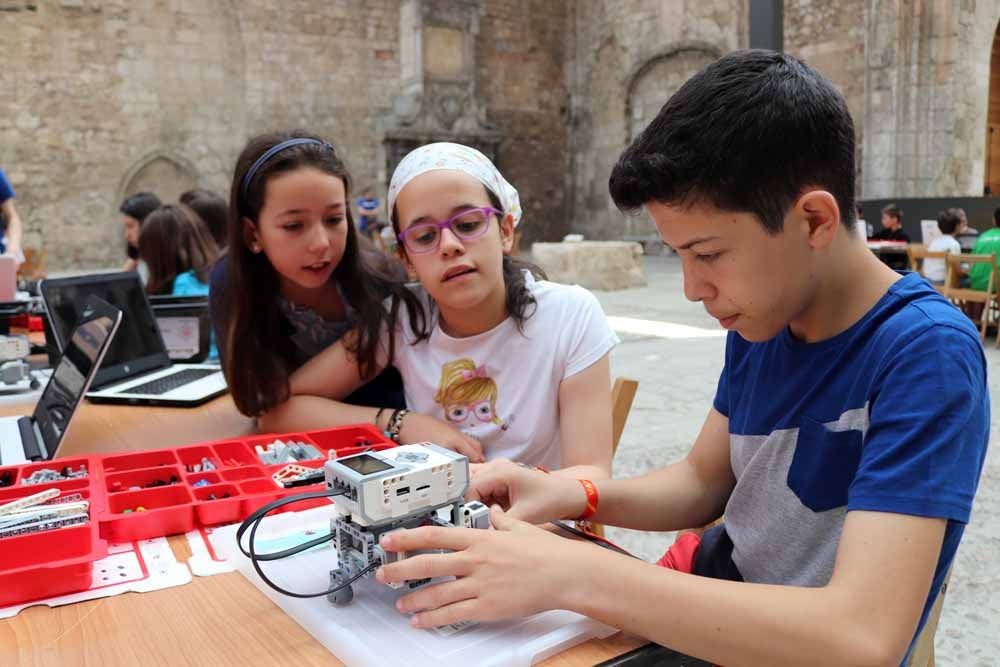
[[624, 45, 720, 143], [619, 45, 719, 239], [986, 19, 1000, 195], [119, 153, 200, 206]]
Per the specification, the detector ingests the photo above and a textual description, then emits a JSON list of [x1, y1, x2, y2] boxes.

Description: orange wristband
[[577, 479, 598, 520]]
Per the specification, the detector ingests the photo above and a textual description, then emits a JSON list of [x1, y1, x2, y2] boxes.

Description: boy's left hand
[[376, 505, 585, 628]]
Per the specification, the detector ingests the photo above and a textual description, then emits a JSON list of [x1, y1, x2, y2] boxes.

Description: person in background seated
[[0, 165, 24, 267], [923, 209, 966, 287], [138, 203, 220, 359], [119, 192, 161, 277], [180, 188, 228, 250], [872, 203, 910, 242], [969, 207, 1000, 291], [856, 203, 872, 238]]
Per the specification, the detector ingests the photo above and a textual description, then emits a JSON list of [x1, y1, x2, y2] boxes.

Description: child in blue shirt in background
[[138, 203, 219, 360], [356, 188, 380, 239], [0, 166, 24, 265]]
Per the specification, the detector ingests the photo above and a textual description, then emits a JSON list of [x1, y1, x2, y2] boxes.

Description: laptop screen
[[41, 272, 169, 388], [33, 296, 122, 458]]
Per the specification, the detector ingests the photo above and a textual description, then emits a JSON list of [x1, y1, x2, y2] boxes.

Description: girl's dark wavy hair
[[224, 130, 423, 417], [390, 186, 545, 342], [138, 203, 219, 295]]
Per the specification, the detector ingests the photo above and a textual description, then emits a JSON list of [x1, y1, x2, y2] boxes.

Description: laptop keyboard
[[121, 368, 217, 396]]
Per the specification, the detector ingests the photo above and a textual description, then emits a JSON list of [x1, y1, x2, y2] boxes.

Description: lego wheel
[[327, 569, 354, 605]]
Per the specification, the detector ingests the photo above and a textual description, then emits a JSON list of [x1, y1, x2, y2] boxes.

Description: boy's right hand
[[399, 412, 485, 463], [465, 459, 588, 525]]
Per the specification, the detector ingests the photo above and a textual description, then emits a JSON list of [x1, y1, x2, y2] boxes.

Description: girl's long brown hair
[[138, 204, 219, 295], [224, 130, 424, 417]]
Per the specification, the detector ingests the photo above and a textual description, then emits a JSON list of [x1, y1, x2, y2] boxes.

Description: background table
[[0, 396, 642, 666]]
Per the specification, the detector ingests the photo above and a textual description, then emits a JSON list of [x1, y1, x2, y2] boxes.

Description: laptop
[[148, 294, 212, 363], [40, 272, 227, 407], [0, 295, 122, 465]]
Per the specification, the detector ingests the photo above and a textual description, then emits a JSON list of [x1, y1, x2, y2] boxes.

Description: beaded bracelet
[[387, 409, 409, 443]]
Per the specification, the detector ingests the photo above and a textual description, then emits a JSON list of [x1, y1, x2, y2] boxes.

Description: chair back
[[943, 253, 1000, 344], [590, 378, 637, 539], [907, 245, 948, 279], [611, 377, 638, 454], [944, 253, 997, 297]]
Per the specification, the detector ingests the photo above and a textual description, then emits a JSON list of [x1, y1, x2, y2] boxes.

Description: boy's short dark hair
[[937, 209, 962, 235], [881, 203, 902, 221], [608, 49, 856, 234]]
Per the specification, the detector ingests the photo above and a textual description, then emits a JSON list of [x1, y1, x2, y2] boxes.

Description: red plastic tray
[[0, 424, 395, 607]]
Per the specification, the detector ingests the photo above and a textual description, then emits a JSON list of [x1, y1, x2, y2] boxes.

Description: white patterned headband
[[386, 142, 522, 228]]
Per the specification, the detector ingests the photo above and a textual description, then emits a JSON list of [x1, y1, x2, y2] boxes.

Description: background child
[[138, 203, 219, 297], [263, 143, 618, 477], [212, 130, 412, 419], [180, 188, 229, 250], [0, 164, 24, 266], [119, 191, 161, 275], [924, 208, 966, 286], [139, 203, 220, 359], [969, 207, 1000, 290], [356, 187, 379, 238]]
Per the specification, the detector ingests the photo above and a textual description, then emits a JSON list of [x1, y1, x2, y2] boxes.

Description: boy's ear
[[795, 190, 840, 250], [499, 213, 516, 254], [242, 217, 262, 253]]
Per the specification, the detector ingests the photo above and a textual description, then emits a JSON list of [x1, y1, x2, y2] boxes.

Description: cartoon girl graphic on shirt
[[434, 358, 512, 435]]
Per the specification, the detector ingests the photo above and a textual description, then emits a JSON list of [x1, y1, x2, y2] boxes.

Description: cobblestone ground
[[589, 255, 1000, 666]]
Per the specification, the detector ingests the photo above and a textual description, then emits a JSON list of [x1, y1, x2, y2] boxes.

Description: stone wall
[[3, 1, 1000, 268], [566, 0, 746, 242], [782, 0, 867, 194], [477, 0, 571, 245], [861, 0, 1000, 199], [0, 0, 569, 269]]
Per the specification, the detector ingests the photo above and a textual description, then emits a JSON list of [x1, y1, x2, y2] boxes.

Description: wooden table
[[0, 397, 642, 666]]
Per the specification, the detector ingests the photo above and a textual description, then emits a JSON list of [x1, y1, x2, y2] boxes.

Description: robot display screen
[[339, 454, 394, 475]]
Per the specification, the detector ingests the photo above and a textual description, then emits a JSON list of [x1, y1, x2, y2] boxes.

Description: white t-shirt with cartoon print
[[387, 273, 619, 470]]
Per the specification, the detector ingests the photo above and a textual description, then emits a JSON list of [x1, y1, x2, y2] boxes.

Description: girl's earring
[[250, 243, 261, 253]]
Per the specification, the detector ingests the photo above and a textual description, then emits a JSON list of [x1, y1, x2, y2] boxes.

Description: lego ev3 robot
[[324, 443, 489, 605]]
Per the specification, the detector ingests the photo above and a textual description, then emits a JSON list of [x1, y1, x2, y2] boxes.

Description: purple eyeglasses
[[397, 207, 502, 254]]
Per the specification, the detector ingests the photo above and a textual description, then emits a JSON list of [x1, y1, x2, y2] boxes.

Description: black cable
[[236, 487, 376, 599], [549, 520, 637, 559]]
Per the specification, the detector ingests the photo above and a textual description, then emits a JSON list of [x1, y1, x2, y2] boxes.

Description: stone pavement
[[587, 254, 999, 667]]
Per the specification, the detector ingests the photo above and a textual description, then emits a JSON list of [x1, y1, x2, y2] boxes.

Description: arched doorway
[[120, 154, 199, 205], [986, 19, 1000, 195]]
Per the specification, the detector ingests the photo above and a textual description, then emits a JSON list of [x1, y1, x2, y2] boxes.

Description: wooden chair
[[907, 245, 949, 294], [611, 377, 639, 453], [943, 253, 1000, 344], [904, 568, 953, 667], [17, 246, 47, 281], [906, 243, 925, 270], [589, 377, 638, 538]]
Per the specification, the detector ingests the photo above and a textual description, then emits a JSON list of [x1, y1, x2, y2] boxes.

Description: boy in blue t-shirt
[[370, 50, 989, 667]]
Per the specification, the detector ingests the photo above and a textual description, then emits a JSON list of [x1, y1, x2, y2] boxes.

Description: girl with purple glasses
[[261, 143, 618, 477]]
